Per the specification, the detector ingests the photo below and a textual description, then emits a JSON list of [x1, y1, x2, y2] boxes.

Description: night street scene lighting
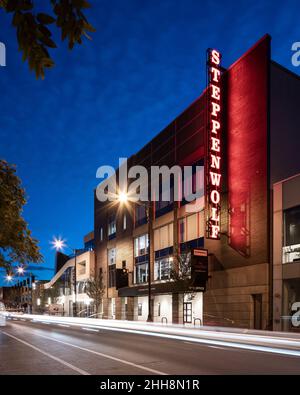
[[0, 0, 300, 383]]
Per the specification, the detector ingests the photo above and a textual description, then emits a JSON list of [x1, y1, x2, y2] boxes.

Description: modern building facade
[[40, 232, 96, 316], [273, 174, 300, 332], [94, 34, 300, 330]]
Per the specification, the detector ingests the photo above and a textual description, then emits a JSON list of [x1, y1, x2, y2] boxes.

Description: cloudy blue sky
[[0, 0, 299, 285]]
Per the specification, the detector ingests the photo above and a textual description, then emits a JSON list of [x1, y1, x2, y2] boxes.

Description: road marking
[[11, 317, 300, 358], [81, 327, 99, 332], [20, 319, 26, 322], [1, 331, 90, 376], [209, 346, 227, 351], [25, 331, 167, 375], [58, 324, 70, 328]]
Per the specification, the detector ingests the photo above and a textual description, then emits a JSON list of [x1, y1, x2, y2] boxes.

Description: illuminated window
[[108, 248, 116, 265], [154, 257, 172, 281], [134, 234, 149, 257], [108, 215, 116, 238]]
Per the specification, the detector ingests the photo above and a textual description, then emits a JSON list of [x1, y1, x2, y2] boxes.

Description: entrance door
[[253, 294, 262, 330], [183, 302, 192, 324]]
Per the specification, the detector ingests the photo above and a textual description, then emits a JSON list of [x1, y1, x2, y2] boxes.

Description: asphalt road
[[1, 318, 300, 375]]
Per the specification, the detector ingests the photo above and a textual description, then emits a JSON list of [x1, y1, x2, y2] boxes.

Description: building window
[[108, 265, 116, 288], [135, 205, 147, 227], [100, 227, 103, 241], [154, 257, 172, 281], [134, 234, 149, 257], [154, 223, 173, 251], [134, 235, 149, 284], [122, 260, 126, 269], [135, 263, 148, 284], [108, 215, 116, 239], [284, 206, 300, 246], [138, 303, 142, 316], [178, 211, 204, 243], [108, 248, 116, 266], [283, 206, 300, 263]]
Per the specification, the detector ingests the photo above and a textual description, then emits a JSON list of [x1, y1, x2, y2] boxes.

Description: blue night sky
[[0, 0, 299, 285]]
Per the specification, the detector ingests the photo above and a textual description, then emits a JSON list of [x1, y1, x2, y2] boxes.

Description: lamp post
[[52, 237, 79, 317], [118, 193, 153, 322]]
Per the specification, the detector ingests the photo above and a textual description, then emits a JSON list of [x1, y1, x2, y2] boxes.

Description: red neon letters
[[207, 49, 222, 239]]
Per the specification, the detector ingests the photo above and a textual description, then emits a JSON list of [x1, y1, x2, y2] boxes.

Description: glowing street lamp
[[16, 266, 25, 275], [118, 191, 128, 204], [5, 274, 13, 282], [51, 237, 66, 251]]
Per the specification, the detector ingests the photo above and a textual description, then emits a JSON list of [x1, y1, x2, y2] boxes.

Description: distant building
[[40, 232, 96, 316]]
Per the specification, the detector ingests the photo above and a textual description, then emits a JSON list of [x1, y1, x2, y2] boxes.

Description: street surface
[[1, 316, 300, 375]]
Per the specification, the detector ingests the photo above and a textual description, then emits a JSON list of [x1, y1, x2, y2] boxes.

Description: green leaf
[[83, 21, 96, 32], [38, 24, 52, 37], [12, 11, 23, 27], [37, 13, 56, 25], [39, 36, 57, 48]]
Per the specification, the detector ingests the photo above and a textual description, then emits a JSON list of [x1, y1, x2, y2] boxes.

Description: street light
[[52, 236, 79, 317], [5, 274, 13, 282], [117, 192, 153, 322], [16, 266, 25, 275]]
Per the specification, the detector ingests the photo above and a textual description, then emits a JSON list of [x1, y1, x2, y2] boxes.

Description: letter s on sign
[[291, 301, 300, 328], [291, 42, 300, 67]]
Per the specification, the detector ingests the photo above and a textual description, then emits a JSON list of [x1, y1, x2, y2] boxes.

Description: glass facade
[[108, 215, 116, 238], [134, 234, 149, 284], [134, 234, 149, 257], [283, 205, 300, 263], [154, 257, 173, 281]]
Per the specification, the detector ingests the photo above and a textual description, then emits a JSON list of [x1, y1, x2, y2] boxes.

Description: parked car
[[0, 302, 6, 327]]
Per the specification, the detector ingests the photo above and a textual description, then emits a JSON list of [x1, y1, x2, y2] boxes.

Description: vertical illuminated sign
[[206, 49, 222, 239]]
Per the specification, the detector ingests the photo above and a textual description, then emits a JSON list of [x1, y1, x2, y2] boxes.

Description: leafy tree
[[0, 0, 95, 79], [170, 244, 195, 300], [85, 270, 105, 317], [0, 159, 43, 272]]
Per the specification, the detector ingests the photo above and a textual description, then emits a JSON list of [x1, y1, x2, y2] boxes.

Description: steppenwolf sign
[[206, 48, 223, 239], [0, 42, 6, 66]]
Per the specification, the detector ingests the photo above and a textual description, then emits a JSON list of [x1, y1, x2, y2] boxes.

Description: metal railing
[[161, 316, 168, 324]]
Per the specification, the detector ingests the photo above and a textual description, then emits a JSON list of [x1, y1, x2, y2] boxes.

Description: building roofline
[[271, 60, 300, 82], [273, 172, 300, 186]]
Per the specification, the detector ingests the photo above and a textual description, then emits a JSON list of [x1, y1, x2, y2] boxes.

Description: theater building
[[94, 34, 300, 329]]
